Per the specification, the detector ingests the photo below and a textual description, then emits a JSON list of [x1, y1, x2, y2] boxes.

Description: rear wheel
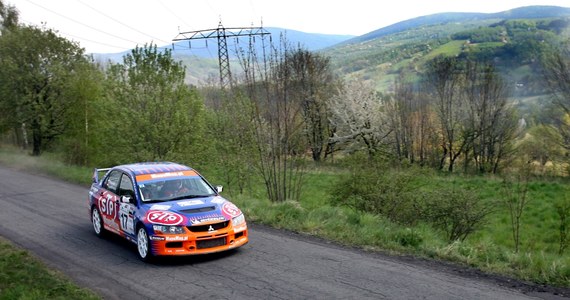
[[91, 207, 106, 237], [136, 226, 153, 262]]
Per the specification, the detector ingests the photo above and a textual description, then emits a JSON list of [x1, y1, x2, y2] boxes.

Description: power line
[[19, 18, 131, 52], [173, 21, 270, 89], [75, 0, 170, 45], [154, 0, 192, 29], [24, 0, 141, 46]]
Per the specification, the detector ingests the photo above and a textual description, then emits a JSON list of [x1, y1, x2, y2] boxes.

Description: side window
[[103, 170, 121, 193], [118, 174, 135, 200]]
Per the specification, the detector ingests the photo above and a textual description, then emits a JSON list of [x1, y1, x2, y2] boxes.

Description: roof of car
[[116, 162, 193, 176]]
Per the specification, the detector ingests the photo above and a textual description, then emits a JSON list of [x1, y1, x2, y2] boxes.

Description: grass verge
[[0, 236, 99, 299]]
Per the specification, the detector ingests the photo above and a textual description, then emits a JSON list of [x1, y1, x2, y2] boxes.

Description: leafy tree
[[103, 44, 206, 164], [0, 25, 88, 155], [57, 60, 105, 165], [0, 0, 18, 32]]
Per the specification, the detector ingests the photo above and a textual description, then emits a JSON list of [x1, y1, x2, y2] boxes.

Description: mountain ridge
[[342, 5, 570, 45]]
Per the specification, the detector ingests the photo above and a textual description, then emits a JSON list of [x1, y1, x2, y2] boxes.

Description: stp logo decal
[[222, 202, 241, 218], [146, 210, 184, 225]]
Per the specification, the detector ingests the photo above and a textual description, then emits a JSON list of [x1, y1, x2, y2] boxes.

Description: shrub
[[426, 187, 495, 242]]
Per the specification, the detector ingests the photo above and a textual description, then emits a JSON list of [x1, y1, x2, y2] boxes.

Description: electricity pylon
[[173, 21, 270, 89]]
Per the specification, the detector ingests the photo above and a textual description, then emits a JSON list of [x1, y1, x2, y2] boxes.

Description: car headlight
[[232, 214, 245, 226], [153, 225, 185, 234]]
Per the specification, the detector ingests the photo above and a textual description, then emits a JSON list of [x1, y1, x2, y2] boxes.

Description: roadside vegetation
[[2, 0, 570, 291], [0, 236, 99, 299]]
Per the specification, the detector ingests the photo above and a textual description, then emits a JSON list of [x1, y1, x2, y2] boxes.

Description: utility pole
[[173, 21, 270, 89]]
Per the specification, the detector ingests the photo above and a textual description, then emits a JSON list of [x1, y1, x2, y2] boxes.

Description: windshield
[[138, 177, 215, 202]]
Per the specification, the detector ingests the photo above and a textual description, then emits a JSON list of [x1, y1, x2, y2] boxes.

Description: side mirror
[[216, 185, 223, 193]]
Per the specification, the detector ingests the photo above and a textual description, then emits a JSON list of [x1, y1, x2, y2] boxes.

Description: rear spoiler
[[92, 168, 111, 184]]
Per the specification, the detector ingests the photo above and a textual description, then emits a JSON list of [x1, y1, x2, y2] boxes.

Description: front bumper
[[149, 224, 248, 256]]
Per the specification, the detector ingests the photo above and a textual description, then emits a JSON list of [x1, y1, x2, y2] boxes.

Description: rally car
[[88, 162, 248, 261]]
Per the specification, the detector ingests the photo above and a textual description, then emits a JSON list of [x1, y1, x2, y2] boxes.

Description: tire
[[91, 207, 106, 238], [136, 226, 154, 262]]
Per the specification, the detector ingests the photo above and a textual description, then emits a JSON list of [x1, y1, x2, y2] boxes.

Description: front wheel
[[91, 207, 106, 238], [136, 226, 153, 262]]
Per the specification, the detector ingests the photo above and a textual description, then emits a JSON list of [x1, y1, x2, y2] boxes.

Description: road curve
[[0, 164, 567, 300]]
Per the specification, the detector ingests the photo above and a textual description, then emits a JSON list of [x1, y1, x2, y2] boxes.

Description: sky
[[7, 0, 570, 54]]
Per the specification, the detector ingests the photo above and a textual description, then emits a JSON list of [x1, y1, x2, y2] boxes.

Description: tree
[[284, 48, 337, 162], [542, 42, 570, 152], [502, 160, 532, 253], [463, 61, 517, 173], [103, 44, 206, 164], [234, 35, 307, 202], [385, 73, 438, 166], [57, 60, 105, 165], [329, 80, 390, 158], [0, 25, 88, 155], [0, 0, 18, 32], [424, 56, 473, 172]]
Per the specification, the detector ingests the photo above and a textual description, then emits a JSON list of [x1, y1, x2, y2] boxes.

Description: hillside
[[343, 5, 570, 45], [323, 5, 570, 95], [92, 6, 570, 88]]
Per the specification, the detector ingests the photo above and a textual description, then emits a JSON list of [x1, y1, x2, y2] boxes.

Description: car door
[[98, 170, 122, 233], [117, 173, 136, 237]]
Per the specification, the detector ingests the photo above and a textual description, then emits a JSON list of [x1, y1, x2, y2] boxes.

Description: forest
[[1, 1, 570, 286]]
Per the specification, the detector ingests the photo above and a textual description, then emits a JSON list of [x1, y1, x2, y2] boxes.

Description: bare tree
[[329, 80, 391, 158], [424, 56, 474, 172], [502, 159, 532, 253], [285, 48, 337, 162], [542, 42, 570, 151], [235, 35, 305, 202], [386, 73, 437, 166], [463, 61, 517, 173]]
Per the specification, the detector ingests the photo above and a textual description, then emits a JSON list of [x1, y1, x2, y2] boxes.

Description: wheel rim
[[92, 208, 102, 234], [137, 228, 149, 258]]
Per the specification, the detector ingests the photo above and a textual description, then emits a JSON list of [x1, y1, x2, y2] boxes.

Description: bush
[[426, 187, 495, 242], [330, 161, 430, 226]]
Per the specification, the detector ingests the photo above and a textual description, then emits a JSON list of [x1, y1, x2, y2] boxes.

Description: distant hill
[[343, 6, 570, 45], [93, 27, 354, 63], [92, 5, 570, 89], [322, 5, 570, 96]]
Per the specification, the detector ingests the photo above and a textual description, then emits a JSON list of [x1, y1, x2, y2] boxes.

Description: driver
[[161, 180, 189, 198]]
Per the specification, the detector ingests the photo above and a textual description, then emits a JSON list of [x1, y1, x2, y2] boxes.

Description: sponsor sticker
[[165, 236, 188, 241], [222, 202, 241, 218], [150, 204, 171, 210], [177, 200, 205, 207], [211, 197, 225, 204], [150, 236, 166, 241], [146, 210, 184, 225], [190, 216, 226, 225]]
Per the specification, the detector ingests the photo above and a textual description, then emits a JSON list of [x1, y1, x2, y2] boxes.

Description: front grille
[[179, 206, 215, 214], [187, 221, 229, 233], [196, 237, 226, 249]]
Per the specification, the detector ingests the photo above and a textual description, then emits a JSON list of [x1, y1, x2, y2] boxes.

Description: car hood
[[140, 196, 242, 226]]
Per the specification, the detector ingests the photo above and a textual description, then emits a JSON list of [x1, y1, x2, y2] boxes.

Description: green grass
[[0, 237, 99, 299], [2, 146, 569, 288]]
